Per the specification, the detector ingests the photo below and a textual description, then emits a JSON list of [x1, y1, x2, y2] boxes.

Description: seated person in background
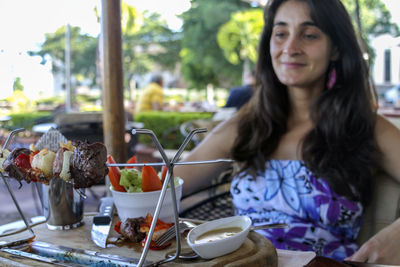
[[174, 0, 400, 264], [224, 70, 255, 110], [135, 74, 164, 113]]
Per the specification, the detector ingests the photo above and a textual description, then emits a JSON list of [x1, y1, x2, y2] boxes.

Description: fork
[[154, 221, 196, 246]]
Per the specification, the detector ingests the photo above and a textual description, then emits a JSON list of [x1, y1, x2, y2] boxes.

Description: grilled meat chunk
[[2, 148, 32, 183], [120, 217, 146, 243], [70, 141, 108, 188]]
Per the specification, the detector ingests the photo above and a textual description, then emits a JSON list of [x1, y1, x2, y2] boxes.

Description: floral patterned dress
[[231, 160, 363, 261]]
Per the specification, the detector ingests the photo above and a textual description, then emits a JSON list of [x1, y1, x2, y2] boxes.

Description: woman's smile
[[281, 61, 306, 69], [270, 0, 337, 91]]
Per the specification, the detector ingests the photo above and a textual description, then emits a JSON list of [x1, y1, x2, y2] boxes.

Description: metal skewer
[[0, 128, 35, 236], [106, 159, 234, 168], [1, 128, 25, 152]]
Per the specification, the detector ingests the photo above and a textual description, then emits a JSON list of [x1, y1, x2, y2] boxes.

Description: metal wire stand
[[0, 128, 36, 238], [107, 128, 233, 266]]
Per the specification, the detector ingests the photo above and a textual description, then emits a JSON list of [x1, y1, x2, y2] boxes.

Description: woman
[[174, 0, 400, 264]]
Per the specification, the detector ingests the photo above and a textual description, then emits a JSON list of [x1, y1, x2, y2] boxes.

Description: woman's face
[[270, 0, 337, 91]]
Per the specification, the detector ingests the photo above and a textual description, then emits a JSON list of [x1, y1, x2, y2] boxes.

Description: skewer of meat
[[2, 140, 108, 189]]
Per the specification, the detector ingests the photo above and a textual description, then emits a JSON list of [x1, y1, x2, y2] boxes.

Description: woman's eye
[[304, 34, 318, 40], [274, 32, 286, 39]]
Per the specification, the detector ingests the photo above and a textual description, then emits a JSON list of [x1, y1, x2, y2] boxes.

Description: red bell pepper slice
[[141, 166, 162, 192], [141, 213, 173, 231], [125, 155, 137, 169], [114, 221, 122, 234], [15, 153, 31, 171], [106, 155, 126, 192]]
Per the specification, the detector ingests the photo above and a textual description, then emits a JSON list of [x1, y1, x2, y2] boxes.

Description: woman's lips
[[282, 62, 305, 68]]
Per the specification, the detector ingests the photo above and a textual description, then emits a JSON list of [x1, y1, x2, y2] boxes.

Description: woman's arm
[[174, 117, 238, 196], [346, 115, 400, 264], [345, 218, 400, 264], [374, 115, 400, 183]]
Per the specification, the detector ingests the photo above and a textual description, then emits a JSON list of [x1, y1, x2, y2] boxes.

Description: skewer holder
[[108, 128, 233, 267], [1, 128, 86, 231]]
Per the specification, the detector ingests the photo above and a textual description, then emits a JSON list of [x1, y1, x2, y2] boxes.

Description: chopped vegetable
[[125, 155, 137, 169], [15, 153, 31, 171], [107, 155, 126, 192], [139, 213, 173, 249], [141, 213, 173, 232], [0, 148, 10, 172], [120, 168, 141, 192], [141, 166, 162, 192], [29, 150, 39, 165], [114, 221, 122, 234]]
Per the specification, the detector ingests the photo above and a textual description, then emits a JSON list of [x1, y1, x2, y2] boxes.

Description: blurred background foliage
[[1, 0, 399, 140], [24, 0, 398, 95]]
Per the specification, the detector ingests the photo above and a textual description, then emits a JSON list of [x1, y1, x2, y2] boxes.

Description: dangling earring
[[327, 63, 337, 90]]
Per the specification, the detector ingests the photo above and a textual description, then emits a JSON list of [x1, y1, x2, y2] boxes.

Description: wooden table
[[0, 214, 278, 266], [1, 214, 370, 266]]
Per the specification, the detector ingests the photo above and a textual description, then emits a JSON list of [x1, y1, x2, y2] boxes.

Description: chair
[[356, 171, 400, 245], [179, 168, 234, 221]]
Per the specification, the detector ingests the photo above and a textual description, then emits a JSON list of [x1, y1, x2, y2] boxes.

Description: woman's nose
[[283, 37, 301, 55]]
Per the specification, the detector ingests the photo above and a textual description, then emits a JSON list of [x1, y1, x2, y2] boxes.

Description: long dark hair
[[232, 0, 378, 205]]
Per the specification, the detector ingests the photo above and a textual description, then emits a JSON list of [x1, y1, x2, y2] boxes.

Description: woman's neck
[[287, 85, 322, 126]]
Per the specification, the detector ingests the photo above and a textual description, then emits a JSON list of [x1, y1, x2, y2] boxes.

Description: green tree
[[30, 3, 181, 101], [342, 0, 399, 62], [29, 26, 98, 86], [217, 9, 263, 83], [180, 0, 251, 89], [343, 0, 399, 37], [121, 4, 181, 93], [13, 77, 24, 92]]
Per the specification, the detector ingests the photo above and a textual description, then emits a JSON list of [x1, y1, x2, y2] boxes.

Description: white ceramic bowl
[[110, 178, 183, 222], [187, 215, 252, 259]]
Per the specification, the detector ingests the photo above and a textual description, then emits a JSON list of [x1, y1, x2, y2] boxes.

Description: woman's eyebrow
[[273, 21, 317, 27], [273, 21, 287, 27], [301, 21, 317, 27]]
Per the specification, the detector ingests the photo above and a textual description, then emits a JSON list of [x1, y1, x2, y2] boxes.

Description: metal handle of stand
[[1, 128, 25, 152], [0, 128, 35, 236]]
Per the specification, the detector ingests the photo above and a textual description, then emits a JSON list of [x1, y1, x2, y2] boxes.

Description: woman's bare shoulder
[[375, 114, 400, 182], [375, 114, 400, 134]]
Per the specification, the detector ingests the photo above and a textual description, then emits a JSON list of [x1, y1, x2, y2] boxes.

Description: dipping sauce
[[194, 227, 243, 244]]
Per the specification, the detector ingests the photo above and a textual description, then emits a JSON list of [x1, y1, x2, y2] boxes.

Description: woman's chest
[[231, 161, 363, 226], [270, 122, 312, 160]]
